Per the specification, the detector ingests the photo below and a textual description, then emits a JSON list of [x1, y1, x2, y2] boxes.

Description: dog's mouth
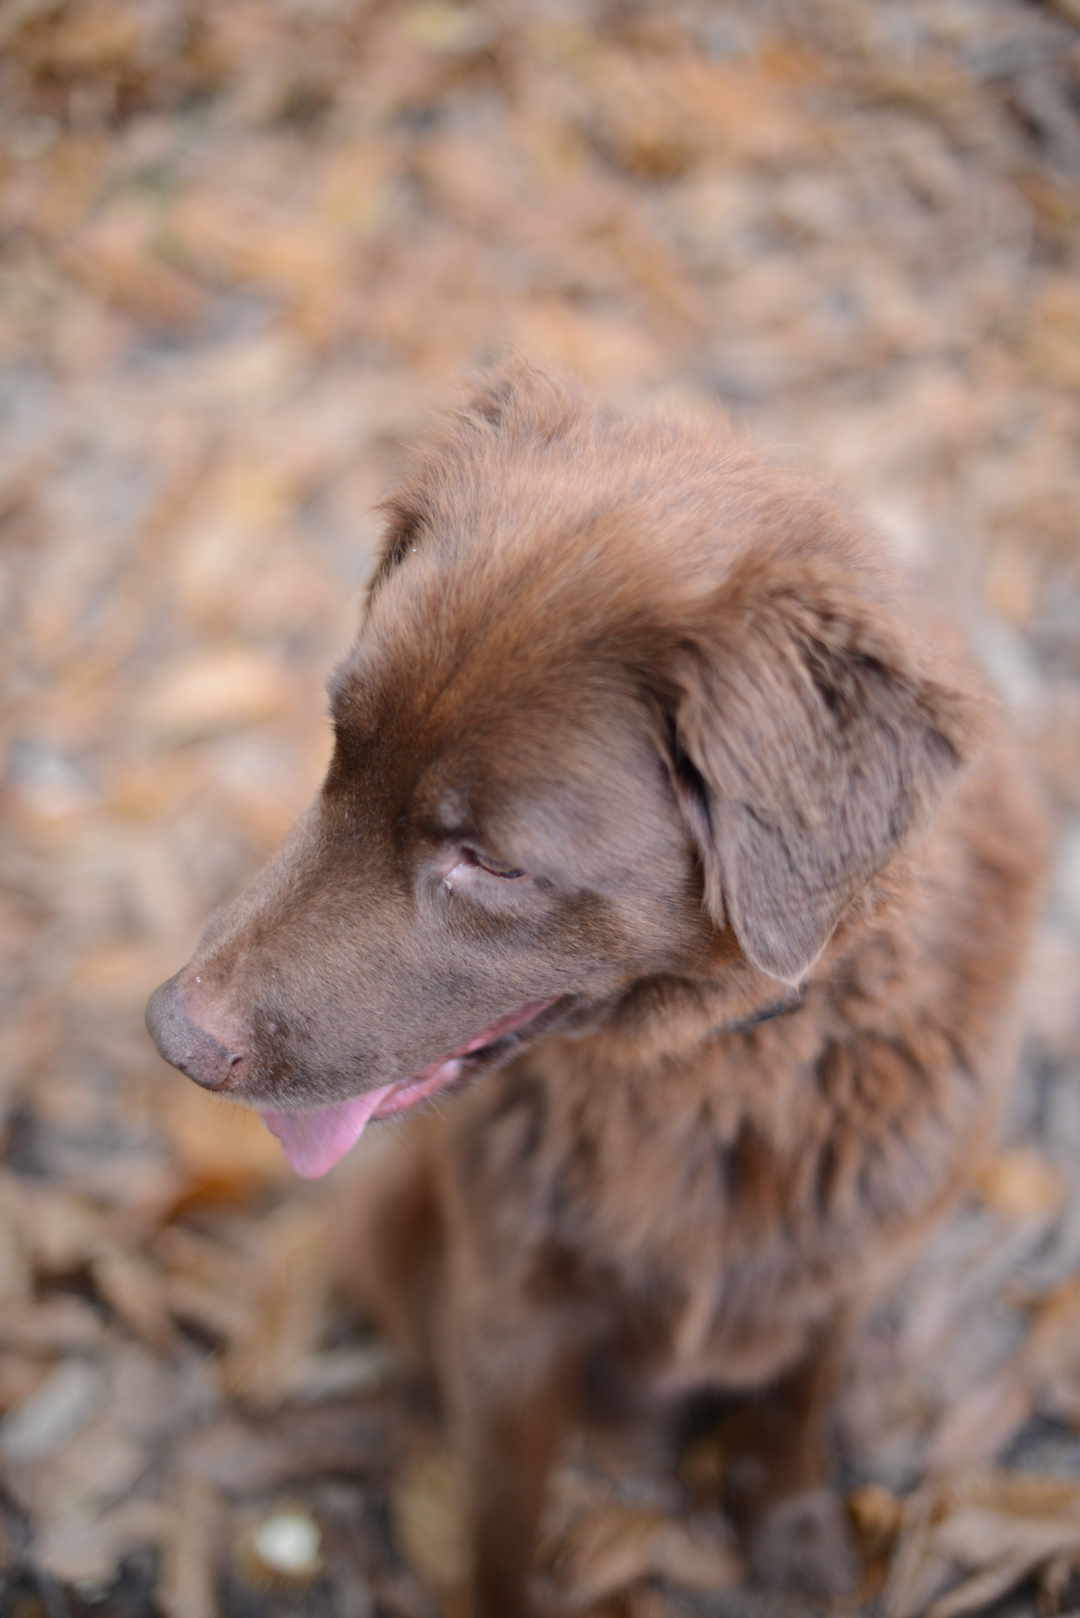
[[258, 997, 560, 1178]]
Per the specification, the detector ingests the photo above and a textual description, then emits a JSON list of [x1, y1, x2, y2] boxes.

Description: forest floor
[[3, 1, 1080, 1614]]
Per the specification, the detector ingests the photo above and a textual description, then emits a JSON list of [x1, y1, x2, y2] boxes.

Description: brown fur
[[147, 363, 1047, 1615]]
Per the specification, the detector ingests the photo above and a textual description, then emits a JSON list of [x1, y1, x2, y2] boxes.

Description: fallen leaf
[[140, 648, 293, 744], [975, 1148, 1066, 1220], [510, 298, 668, 390], [1026, 1277, 1080, 1423], [157, 1474, 223, 1618], [885, 1472, 1080, 1618], [0, 1357, 107, 1464], [398, 3, 495, 56], [549, 1501, 741, 1606], [158, 1079, 294, 1201], [850, 1482, 904, 1560], [1022, 279, 1080, 390], [0, 1352, 51, 1412], [0, 1296, 105, 1356], [0, 1178, 32, 1300], [90, 1246, 179, 1354], [581, 49, 813, 178], [926, 1365, 1034, 1472], [155, 1225, 255, 1346], [281, 1340, 397, 1403], [64, 198, 202, 326], [391, 1446, 470, 1596], [221, 1197, 337, 1405]]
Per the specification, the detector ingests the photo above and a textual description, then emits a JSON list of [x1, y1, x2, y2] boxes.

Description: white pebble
[[252, 1508, 323, 1577]]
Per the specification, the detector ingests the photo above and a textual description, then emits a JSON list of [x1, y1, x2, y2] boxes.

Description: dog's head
[[147, 363, 981, 1175]]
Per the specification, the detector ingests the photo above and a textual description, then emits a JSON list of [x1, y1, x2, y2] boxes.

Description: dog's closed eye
[[443, 848, 529, 891], [464, 849, 527, 879]]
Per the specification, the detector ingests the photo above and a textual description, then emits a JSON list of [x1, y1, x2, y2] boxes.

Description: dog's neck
[[716, 983, 808, 1033], [577, 869, 907, 1074]]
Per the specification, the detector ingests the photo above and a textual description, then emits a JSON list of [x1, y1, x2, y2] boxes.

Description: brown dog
[[147, 363, 1046, 1613]]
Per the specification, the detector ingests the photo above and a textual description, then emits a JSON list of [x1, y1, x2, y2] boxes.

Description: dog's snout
[[145, 972, 244, 1092]]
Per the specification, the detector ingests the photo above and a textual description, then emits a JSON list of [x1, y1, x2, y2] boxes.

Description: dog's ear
[[372, 361, 582, 594], [462, 356, 584, 437], [462, 363, 524, 427], [665, 556, 981, 984]]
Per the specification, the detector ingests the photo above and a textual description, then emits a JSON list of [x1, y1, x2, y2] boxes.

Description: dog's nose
[[145, 972, 244, 1092]]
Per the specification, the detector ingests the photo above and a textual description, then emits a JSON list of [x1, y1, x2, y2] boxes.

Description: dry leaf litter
[[2, 2, 1080, 1614]]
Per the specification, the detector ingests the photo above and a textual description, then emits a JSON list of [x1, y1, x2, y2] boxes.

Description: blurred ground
[[2, 1, 1080, 1615]]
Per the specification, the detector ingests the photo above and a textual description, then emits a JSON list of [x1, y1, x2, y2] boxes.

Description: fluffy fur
[[147, 363, 1046, 1615]]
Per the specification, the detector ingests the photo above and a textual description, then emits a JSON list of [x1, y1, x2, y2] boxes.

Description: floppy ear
[[666, 558, 981, 984]]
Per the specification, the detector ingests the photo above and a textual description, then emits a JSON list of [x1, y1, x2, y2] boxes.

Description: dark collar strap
[[719, 983, 808, 1035]]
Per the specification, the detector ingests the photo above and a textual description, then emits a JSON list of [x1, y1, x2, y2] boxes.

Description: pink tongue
[[259, 999, 557, 1179], [259, 1084, 396, 1179]]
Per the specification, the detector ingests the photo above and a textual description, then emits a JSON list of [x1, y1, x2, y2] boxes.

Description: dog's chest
[[457, 1040, 870, 1316], [453, 1010, 983, 1383]]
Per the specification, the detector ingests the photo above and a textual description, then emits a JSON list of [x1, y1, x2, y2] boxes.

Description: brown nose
[[145, 973, 244, 1092]]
